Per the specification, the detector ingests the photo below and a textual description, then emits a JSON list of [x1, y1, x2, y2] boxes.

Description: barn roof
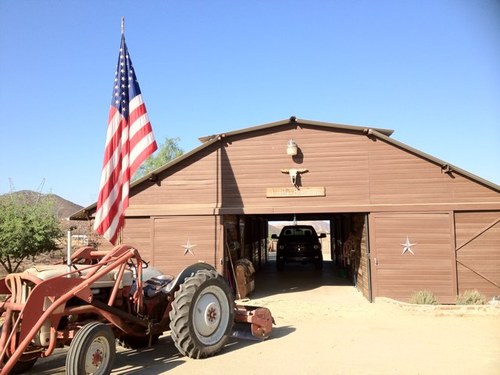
[[70, 117, 500, 220], [197, 116, 394, 142]]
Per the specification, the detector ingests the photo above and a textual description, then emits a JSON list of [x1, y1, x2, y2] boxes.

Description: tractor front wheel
[[169, 269, 234, 359], [0, 324, 38, 374], [66, 322, 116, 375]]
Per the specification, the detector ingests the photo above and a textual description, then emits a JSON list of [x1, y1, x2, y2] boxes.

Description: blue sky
[[1, 0, 499, 207]]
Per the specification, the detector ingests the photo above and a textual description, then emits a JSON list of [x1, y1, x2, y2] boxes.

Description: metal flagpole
[[118, 16, 124, 247], [118, 16, 124, 246]]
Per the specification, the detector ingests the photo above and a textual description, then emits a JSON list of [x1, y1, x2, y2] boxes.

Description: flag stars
[[110, 39, 141, 111]]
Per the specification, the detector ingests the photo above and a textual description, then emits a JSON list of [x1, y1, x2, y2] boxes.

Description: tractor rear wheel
[[169, 269, 234, 359], [66, 322, 116, 375]]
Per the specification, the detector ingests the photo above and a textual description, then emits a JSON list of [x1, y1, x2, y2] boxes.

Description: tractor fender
[[164, 262, 217, 294]]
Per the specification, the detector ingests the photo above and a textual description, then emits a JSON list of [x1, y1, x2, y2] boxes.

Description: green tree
[[133, 137, 184, 180], [0, 193, 63, 273]]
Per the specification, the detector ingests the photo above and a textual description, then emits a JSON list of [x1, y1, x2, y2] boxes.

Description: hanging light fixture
[[286, 139, 298, 156]]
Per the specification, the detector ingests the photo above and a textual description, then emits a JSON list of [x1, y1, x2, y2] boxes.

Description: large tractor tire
[[66, 322, 116, 375], [169, 269, 234, 359]]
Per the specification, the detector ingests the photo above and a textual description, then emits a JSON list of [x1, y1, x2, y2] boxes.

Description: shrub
[[410, 290, 439, 305], [456, 290, 486, 305], [0, 193, 63, 274]]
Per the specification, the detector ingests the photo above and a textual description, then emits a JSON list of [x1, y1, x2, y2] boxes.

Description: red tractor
[[0, 244, 272, 374]]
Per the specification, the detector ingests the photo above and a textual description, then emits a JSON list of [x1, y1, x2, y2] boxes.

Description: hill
[[0, 190, 83, 220]]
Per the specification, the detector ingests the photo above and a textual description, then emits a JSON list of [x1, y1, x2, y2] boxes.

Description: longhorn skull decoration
[[281, 168, 308, 189]]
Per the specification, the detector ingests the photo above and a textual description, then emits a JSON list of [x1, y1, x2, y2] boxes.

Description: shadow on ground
[[251, 256, 353, 299], [25, 329, 291, 375]]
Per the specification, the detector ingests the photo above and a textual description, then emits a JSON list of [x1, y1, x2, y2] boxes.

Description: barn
[[71, 117, 500, 303]]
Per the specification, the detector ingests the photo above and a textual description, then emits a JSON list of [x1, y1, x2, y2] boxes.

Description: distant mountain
[[0, 190, 83, 220], [50, 194, 84, 220]]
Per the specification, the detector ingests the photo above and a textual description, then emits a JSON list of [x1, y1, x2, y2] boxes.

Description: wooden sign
[[266, 187, 326, 198]]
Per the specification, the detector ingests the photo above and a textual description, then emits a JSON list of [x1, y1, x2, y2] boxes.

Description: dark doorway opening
[[223, 212, 372, 301]]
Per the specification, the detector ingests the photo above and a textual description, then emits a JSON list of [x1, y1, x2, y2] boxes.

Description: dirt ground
[[25, 258, 500, 375]]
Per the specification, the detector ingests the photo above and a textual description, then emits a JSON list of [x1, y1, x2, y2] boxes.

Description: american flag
[[93, 33, 157, 244]]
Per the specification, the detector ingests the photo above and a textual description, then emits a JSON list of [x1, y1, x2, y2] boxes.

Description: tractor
[[0, 244, 273, 374]]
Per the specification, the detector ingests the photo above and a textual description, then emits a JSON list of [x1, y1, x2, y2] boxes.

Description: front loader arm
[[1, 244, 144, 375], [0, 275, 92, 375]]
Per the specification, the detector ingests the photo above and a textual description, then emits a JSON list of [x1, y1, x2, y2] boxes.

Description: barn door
[[454, 212, 500, 298], [353, 214, 371, 301], [370, 213, 455, 303]]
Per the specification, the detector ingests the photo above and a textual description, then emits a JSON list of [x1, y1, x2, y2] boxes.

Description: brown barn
[[71, 117, 500, 303]]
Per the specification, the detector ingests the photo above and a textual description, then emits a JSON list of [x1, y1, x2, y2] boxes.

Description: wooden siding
[[127, 146, 220, 216], [455, 211, 500, 298], [370, 213, 455, 303], [221, 126, 371, 211], [220, 125, 500, 214], [368, 139, 500, 207], [151, 216, 223, 276], [94, 218, 153, 259], [121, 218, 153, 260]]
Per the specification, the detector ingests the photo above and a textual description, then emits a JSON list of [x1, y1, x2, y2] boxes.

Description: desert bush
[[0, 193, 63, 273], [456, 290, 486, 305], [410, 290, 439, 305]]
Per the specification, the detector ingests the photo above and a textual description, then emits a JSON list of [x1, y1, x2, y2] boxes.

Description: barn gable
[[73, 117, 500, 218], [214, 119, 499, 214]]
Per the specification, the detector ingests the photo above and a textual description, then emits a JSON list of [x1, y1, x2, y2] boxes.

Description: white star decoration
[[182, 239, 196, 256], [401, 236, 416, 255]]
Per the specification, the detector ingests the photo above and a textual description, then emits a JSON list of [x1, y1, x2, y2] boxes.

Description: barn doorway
[[223, 213, 372, 301]]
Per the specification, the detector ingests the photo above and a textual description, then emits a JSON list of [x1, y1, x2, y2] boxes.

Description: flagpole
[[116, 16, 124, 248]]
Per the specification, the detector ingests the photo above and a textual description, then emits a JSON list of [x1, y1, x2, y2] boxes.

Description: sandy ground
[[25, 258, 500, 375]]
